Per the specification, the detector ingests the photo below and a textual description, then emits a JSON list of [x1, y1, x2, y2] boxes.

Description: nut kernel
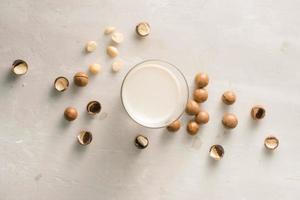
[[222, 91, 236, 105], [54, 76, 69, 92], [77, 131, 92, 146], [209, 145, 224, 160], [136, 22, 150, 37], [86, 41, 97, 52], [106, 46, 119, 57], [167, 120, 181, 132], [264, 136, 279, 150], [195, 73, 209, 88], [104, 26, 116, 35], [111, 32, 124, 44], [251, 105, 265, 120], [187, 121, 199, 135], [12, 59, 28, 75], [195, 111, 209, 124], [64, 107, 78, 121], [222, 113, 238, 129], [193, 88, 208, 103], [185, 100, 200, 115], [87, 101, 101, 115], [74, 72, 89, 87], [89, 63, 101, 74], [112, 60, 123, 72], [135, 135, 149, 149]]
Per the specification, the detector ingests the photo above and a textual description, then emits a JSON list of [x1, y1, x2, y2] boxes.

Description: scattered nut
[[135, 135, 149, 149], [12, 59, 28, 75], [187, 121, 199, 135], [64, 107, 78, 121], [185, 100, 200, 115], [195, 110, 209, 124], [54, 76, 69, 92], [77, 131, 93, 146], [193, 88, 208, 103], [209, 145, 224, 160], [222, 91, 236, 105], [86, 101, 101, 115], [167, 120, 181, 132], [264, 136, 279, 150], [222, 113, 238, 129], [104, 26, 116, 35], [136, 22, 150, 37], [86, 41, 97, 52], [195, 73, 209, 88], [251, 105, 266, 120], [112, 60, 123, 72], [111, 32, 124, 44], [89, 63, 101, 74], [74, 72, 89, 87], [106, 46, 119, 57]]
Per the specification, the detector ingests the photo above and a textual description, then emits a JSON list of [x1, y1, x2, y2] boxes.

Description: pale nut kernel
[[187, 121, 199, 135], [89, 63, 102, 74], [106, 46, 119, 57], [195, 73, 209, 88], [185, 100, 200, 115], [167, 120, 181, 132], [193, 88, 208, 103], [104, 26, 116, 35], [195, 110, 209, 124], [222, 91, 236, 105], [222, 113, 238, 129], [111, 60, 123, 72], [111, 32, 124, 44], [86, 41, 97, 52]]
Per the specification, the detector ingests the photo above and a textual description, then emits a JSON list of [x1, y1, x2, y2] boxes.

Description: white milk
[[121, 62, 187, 127]]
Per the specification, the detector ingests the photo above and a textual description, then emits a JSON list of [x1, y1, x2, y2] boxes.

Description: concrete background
[[0, 0, 300, 199]]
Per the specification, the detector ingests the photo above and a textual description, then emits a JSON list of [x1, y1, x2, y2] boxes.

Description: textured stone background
[[0, 0, 300, 199]]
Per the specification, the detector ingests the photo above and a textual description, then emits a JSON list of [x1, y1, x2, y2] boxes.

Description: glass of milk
[[121, 60, 189, 128]]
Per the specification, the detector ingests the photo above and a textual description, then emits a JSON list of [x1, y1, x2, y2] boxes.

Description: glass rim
[[120, 59, 189, 129]]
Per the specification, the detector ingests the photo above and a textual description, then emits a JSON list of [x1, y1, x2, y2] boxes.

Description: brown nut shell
[[222, 113, 238, 129], [251, 106, 265, 120], [195, 73, 209, 88], [74, 72, 89, 87], [187, 121, 199, 135], [167, 120, 181, 132], [193, 88, 208, 103], [264, 136, 279, 150], [135, 135, 149, 149], [195, 111, 209, 124], [77, 131, 93, 145], [136, 22, 150, 37], [209, 145, 224, 160], [185, 100, 200, 115], [87, 101, 101, 115], [12, 59, 28, 75], [54, 76, 69, 92], [64, 107, 78, 121], [222, 91, 236, 105]]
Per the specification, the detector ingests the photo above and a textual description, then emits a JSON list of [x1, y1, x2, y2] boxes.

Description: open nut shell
[[77, 131, 93, 146], [86, 101, 101, 115], [54, 76, 69, 92], [12, 59, 28, 75]]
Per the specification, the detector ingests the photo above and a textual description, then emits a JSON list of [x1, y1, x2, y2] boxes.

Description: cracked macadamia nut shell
[[74, 72, 89, 87]]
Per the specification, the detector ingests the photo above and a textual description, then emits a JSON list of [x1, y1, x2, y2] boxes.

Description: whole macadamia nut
[[195, 110, 209, 124], [222, 113, 238, 129], [187, 121, 200, 135], [74, 72, 89, 87], [64, 107, 78, 121], [195, 73, 209, 88], [185, 100, 200, 115], [222, 91, 236, 105], [193, 88, 208, 103], [167, 120, 181, 132]]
